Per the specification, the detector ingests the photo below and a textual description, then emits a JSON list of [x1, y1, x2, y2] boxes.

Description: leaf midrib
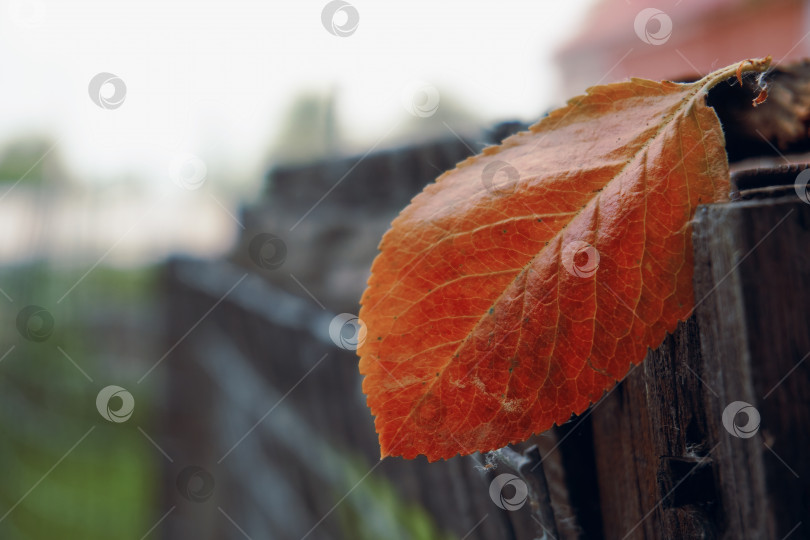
[[383, 60, 769, 456]]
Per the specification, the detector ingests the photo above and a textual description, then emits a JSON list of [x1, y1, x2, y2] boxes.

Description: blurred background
[[1, 0, 808, 538]]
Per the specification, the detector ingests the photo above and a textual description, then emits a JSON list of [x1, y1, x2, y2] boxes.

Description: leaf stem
[[699, 56, 772, 97]]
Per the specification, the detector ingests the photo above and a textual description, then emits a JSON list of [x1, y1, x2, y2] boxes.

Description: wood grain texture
[[588, 195, 810, 539], [694, 196, 810, 539]]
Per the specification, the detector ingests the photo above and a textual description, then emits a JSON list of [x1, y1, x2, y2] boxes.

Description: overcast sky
[[0, 0, 597, 187]]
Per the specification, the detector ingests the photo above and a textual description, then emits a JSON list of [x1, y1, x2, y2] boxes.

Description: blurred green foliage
[[0, 137, 61, 185], [0, 263, 160, 539], [336, 457, 457, 540]]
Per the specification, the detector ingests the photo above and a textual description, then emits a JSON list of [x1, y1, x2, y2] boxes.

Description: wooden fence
[[158, 92, 810, 537]]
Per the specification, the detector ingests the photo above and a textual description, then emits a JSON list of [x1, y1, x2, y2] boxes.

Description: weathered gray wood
[[693, 196, 810, 539], [591, 317, 716, 539], [586, 195, 810, 539], [491, 445, 560, 539], [160, 109, 810, 539]]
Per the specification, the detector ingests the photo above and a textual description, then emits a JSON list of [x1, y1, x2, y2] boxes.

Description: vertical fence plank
[[693, 196, 810, 539], [584, 195, 810, 539]]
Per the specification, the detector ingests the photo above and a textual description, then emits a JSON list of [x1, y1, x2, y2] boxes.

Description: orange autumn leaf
[[358, 57, 772, 461]]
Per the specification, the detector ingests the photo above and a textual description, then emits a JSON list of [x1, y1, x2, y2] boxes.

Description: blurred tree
[[394, 86, 484, 146], [269, 92, 340, 166], [0, 136, 63, 185], [268, 86, 486, 167]]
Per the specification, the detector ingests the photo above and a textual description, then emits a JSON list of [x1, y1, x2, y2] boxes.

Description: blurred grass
[[336, 457, 457, 540], [0, 263, 160, 539]]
